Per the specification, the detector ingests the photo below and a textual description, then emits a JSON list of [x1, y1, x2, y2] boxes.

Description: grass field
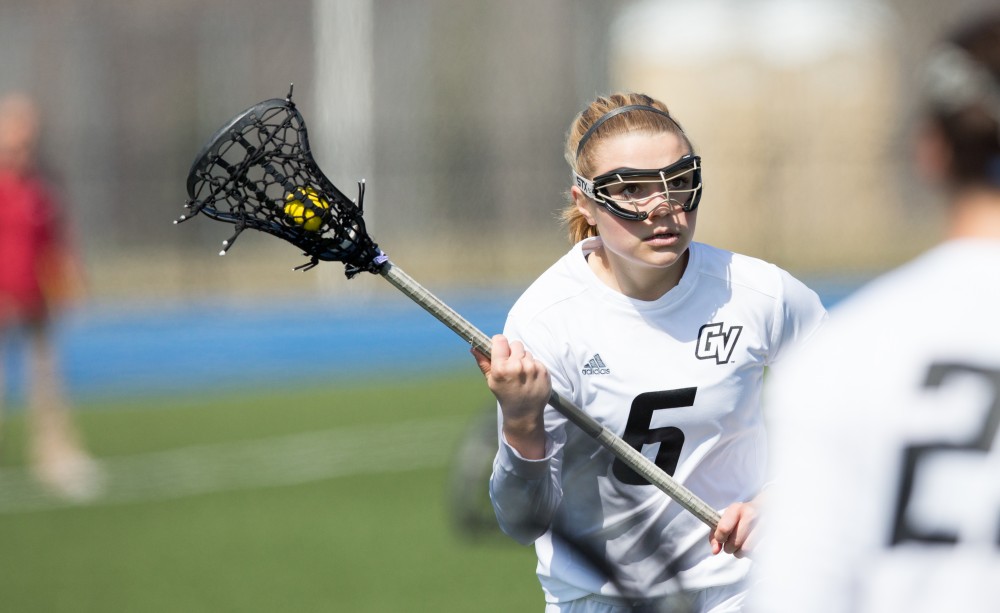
[[0, 372, 541, 612]]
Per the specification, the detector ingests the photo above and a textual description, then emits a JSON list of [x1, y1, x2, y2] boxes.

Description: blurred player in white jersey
[[472, 92, 827, 612], [748, 12, 1000, 613]]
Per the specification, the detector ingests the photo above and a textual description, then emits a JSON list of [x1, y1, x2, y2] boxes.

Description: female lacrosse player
[[472, 92, 827, 612], [749, 12, 1000, 613]]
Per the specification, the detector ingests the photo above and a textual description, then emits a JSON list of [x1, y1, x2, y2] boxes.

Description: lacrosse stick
[[176, 86, 721, 530]]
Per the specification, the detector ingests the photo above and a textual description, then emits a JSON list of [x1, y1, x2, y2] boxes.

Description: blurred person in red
[[0, 92, 101, 500]]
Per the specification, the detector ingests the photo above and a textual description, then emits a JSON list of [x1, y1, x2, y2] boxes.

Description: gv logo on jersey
[[695, 322, 743, 365]]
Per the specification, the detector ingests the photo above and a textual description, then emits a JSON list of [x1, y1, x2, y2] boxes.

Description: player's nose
[[644, 195, 678, 219]]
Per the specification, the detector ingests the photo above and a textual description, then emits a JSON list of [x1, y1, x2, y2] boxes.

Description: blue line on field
[[1, 292, 514, 404]]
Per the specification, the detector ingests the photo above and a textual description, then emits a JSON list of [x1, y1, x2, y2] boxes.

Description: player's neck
[[588, 246, 688, 301], [947, 187, 1000, 240]]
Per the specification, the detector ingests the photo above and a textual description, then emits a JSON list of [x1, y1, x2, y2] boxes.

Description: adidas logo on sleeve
[[582, 354, 611, 375]]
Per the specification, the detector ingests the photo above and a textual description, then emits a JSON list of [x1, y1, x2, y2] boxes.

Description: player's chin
[[639, 241, 689, 266]]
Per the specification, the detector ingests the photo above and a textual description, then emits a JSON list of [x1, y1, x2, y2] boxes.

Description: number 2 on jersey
[[613, 387, 698, 485], [891, 362, 1000, 546]]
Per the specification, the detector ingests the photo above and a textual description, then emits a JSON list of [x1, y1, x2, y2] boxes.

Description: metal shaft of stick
[[379, 261, 721, 529]]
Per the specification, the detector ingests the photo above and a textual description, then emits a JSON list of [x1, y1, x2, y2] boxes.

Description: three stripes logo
[[695, 322, 743, 365], [582, 354, 611, 375]]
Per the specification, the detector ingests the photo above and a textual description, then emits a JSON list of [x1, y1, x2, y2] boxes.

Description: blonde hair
[[561, 93, 692, 243]]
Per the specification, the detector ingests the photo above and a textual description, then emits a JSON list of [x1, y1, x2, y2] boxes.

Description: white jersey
[[490, 238, 827, 604], [749, 240, 1000, 613]]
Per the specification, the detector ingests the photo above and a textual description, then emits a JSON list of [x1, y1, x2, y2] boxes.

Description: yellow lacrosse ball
[[283, 187, 330, 232]]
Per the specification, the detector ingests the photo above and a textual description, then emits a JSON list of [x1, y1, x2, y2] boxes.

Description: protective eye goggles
[[573, 154, 703, 221]]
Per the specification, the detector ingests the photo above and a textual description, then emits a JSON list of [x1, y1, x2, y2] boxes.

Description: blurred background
[[0, 0, 995, 611], [3, 0, 992, 302]]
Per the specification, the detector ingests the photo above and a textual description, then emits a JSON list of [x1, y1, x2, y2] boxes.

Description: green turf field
[[0, 372, 541, 612]]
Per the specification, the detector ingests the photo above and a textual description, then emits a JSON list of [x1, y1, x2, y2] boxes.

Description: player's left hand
[[709, 500, 759, 559]]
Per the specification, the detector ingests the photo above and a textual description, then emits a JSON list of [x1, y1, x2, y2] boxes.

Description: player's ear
[[571, 185, 598, 226], [914, 120, 953, 185]]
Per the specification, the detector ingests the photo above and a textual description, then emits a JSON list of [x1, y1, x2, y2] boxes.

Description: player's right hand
[[472, 334, 550, 459]]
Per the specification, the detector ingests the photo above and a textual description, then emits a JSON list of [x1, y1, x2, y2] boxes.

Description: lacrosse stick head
[[178, 88, 388, 276]]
